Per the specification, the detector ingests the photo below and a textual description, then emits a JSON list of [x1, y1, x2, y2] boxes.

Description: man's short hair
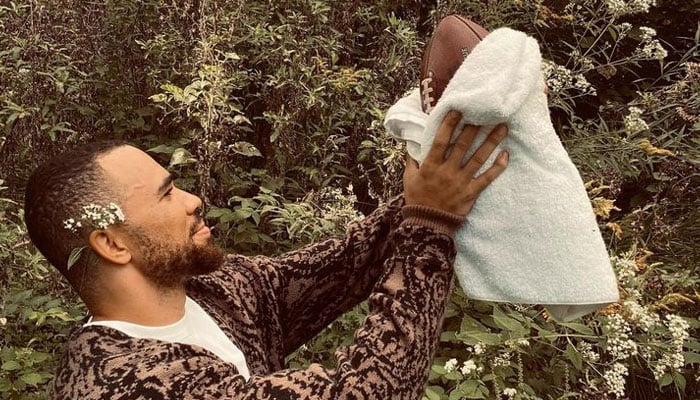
[[24, 140, 127, 301]]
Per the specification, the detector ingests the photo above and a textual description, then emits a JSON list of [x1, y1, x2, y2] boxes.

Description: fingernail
[[501, 150, 509, 162], [499, 124, 509, 135]]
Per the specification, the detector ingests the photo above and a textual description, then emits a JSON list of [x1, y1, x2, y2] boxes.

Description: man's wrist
[[401, 205, 464, 235]]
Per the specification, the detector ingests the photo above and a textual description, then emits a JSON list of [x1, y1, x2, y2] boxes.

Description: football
[[419, 15, 489, 114]]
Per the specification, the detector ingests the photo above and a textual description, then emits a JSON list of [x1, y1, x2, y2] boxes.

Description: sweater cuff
[[401, 205, 464, 235]]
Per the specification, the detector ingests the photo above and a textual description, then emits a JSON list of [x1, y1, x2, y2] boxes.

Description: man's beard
[[130, 229, 224, 290]]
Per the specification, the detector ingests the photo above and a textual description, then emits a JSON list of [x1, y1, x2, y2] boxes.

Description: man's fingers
[[446, 124, 479, 168], [425, 110, 462, 166], [463, 124, 508, 177], [470, 150, 509, 194]]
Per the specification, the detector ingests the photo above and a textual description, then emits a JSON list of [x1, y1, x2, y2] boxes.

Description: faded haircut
[[24, 140, 128, 301]]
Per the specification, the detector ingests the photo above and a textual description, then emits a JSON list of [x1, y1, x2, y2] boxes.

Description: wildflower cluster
[[443, 358, 484, 376], [63, 203, 126, 233], [611, 254, 637, 284], [493, 352, 512, 367], [634, 26, 667, 60], [604, 0, 656, 16], [623, 300, 659, 332], [541, 60, 596, 96], [649, 314, 691, 380], [578, 341, 601, 362], [318, 185, 362, 224], [603, 362, 629, 398], [443, 358, 458, 373], [459, 359, 480, 375], [502, 387, 517, 398], [623, 106, 649, 134], [605, 314, 638, 359]]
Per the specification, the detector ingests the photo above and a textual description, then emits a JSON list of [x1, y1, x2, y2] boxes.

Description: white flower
[[605, 314, 638, 359], [604, 362, 629, 397], [578, 341, 601, 362], [473, 343, 486, 355], [460, 359, 478, 375], [665, 314, 690, 347], [636, 39, 667, 60], [64, 202, 127, 233], [639, 26, 657, 42], [624, 300, 659, 332], [493, 353, 512, 367], [0, 317, 6, 325], [503, 388, 517, 398], [444, 358, 458, 373], [624, 106, 649, 133], [606, 0, 656, 16], [617, 22, 633, 38]]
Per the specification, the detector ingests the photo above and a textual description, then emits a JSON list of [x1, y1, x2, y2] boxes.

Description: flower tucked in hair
[[63, 202, 126, 233]]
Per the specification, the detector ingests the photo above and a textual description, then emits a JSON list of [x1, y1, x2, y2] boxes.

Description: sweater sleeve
[[262, 195, 405, 354], [188, 222, 457, 399]]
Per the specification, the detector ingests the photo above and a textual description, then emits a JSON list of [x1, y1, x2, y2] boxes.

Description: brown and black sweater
[[49, 198, 460, 399]]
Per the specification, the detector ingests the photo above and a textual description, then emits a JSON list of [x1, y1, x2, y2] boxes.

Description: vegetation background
[[0, 0, 698, 398]]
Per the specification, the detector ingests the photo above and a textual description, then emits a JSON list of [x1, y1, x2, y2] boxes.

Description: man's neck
[[90, 280, 188, 326]]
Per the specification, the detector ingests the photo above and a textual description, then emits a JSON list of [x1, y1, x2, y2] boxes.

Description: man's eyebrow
[[157, 174, 174, 196]]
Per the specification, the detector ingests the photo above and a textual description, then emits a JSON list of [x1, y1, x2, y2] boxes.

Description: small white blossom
[[639, 26, 657, 42], [460, 359, 479, 375], [624, 300, 659, 332], [654, 353, 684, 380], [604, 362, 629, 398], [605, 314, 638, 359], [0, 317, 6, 325], [444, 358, 458, 373], [473, 343, 486, 355], [578, 341, 601, 362], [665, 314, 690, 347], [502, 388, 517, 398], [617, 22, 633, 38], [624, 106, 649, 133], [606, 0, 656, 16], [636, 39, 667, 60], [493, 353, 512, 367], [63, 202, 126, 233]]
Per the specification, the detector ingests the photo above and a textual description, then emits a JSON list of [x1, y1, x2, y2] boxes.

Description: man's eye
[[164, 187, 174, 197]]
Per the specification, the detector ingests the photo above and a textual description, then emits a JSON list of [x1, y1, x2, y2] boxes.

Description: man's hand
[[404, 110, 509, 216]]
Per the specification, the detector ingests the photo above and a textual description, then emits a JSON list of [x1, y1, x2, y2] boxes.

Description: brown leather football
[[420, 15, 489, 114]]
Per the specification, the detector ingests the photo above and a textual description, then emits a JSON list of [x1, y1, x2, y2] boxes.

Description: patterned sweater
[[49, 198, 458, 399]]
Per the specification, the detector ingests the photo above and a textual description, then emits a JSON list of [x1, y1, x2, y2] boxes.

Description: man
[[24, 112, 508, 399]]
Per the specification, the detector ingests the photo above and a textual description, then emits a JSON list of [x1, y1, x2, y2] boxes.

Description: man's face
[[98, 145, 223, 288]]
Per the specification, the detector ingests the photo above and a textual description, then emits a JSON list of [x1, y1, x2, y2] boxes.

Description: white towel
[[384, 28, 619, 321]]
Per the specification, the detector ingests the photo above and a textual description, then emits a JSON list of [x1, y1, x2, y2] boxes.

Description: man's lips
[[192, 221, 210, 237]]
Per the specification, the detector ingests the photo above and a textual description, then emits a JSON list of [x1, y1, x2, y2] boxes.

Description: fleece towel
[[384, 28, 619, 321]]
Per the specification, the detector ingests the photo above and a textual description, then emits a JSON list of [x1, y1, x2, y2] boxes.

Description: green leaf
[[1, 360, 21, 371], [558, 322, 595, 336], [169, 147, 197, 167], [658, 373, 673, 388], [565, 343, 583, 370], [19, 372, 46, 386], [457, 331, 502, 346], [672, 372, 686, 390], [67, 246, 86, 270], [683, 351, 700, 365], [230, 141, 262, 157], [147, 144, 175, 154], [424, 386, 443, 400], [492, 306, 525, 332]]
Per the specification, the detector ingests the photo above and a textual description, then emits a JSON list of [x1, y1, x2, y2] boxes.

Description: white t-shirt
[[84, 296, 251, 380]]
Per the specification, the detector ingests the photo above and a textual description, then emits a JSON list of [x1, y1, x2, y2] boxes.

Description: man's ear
[[88, 230, 132, 265]]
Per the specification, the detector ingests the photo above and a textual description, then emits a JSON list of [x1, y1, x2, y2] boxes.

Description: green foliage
[[1, 0, 699, 399]]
